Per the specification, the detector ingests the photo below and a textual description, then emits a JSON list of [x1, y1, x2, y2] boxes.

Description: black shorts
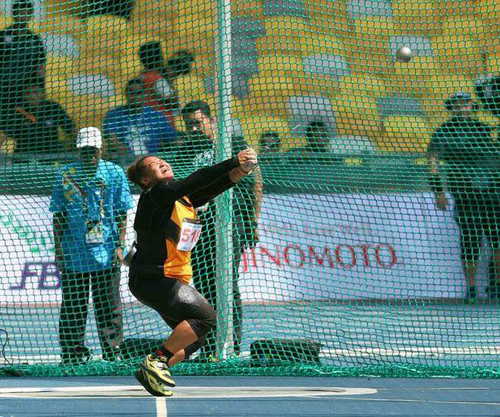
[[128, 270, 216, 339], [455, 193, 500, 262]]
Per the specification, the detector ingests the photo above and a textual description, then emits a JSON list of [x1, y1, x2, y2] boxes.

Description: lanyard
[[62, 170, 105, 222]]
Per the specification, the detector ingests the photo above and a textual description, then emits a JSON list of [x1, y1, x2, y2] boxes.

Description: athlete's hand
[[238, 148, 258, 174]]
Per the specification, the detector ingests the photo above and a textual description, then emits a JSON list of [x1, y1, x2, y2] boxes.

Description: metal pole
[[214, 0, 234, 359]]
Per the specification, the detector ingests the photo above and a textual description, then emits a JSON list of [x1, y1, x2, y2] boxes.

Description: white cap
[[76, 127, 102, 149]]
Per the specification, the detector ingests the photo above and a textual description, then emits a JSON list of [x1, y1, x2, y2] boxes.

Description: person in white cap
[[49, 127, 134, 365]]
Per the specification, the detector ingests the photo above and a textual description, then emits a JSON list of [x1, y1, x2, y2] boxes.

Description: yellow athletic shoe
[[134, 368, 173, 397], [140, 354, 176, 387]]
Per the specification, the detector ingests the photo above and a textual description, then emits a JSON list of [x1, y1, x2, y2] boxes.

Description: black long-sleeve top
[[131, 156, 239, 280]]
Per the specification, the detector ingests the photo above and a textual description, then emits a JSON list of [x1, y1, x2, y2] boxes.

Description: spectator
[[0, 82, 75, 155], [258, 131, 285, 166], [103, 78, 177, 162], [165, 49, 195, 82], [179, 100, 262, 360], [259, 131, 281, 154], [288, 120, 337, 164], [50, 127, 134, 365], [427, 92, 500, 302], [0, 0, 45, 111], [138, 41, 179, 127]]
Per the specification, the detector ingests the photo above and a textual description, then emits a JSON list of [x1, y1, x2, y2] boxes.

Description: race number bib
[[86, 222, 104, 244], [177, 219, 202, 252]]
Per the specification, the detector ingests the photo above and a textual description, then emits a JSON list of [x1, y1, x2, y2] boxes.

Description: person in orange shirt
[[126, 147, 257, 397]]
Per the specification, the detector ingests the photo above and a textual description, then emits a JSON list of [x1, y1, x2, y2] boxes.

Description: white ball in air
[[396, 46, 413, 63]]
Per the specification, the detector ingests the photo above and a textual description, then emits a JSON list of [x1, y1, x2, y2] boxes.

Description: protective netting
[[0, 0, 499, 379]]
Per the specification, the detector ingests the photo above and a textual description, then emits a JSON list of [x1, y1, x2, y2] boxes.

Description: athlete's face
[[140, 156, 174, 188]]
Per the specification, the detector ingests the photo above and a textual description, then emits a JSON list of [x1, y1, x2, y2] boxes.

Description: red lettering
[[359, 244, 372, 267], [308, 246, 335, 267], [375, 244, 397, 267], [283, 244, 305, 267], [334, 245, 356, 268], [260, 246, 281, 267]]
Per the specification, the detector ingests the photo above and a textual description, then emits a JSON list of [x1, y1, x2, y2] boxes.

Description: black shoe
[[61, 346, 92, 366]]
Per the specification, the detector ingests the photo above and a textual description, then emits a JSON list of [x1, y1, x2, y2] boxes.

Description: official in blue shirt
[[50, 127, 134, 365], [103, 78, 177, 163]]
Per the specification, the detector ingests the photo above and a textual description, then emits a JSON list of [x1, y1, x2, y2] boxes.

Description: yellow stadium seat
[[257, 55, 304, 76], [133, 0, 174, 15], [37, 15, 87, 38], [475, 0, 500, 36], [379, 115, 431, 153], [333, 92, 381, 139], [486, 52, 500, 73], [173, 16, 217, 36], [304, 0, 349, 24], [0, 15, 11, 31], [338, 74, 390, 98], [441, 17, 487, 39], [62, 94, 124, 131], [173, 74, 208, 107], [176, 0, 217, 19], [240, 96, 289, 117], [75, 52, 122, 85], [130, 12, 175, 38], [239, 116, 295, 150], [427, 74, 475, 101], [476, 111, 498, 129], [86, 15, 130, 38], [392, 56, 440, 97], [263, 16, 308, 38], [349, 17, 396, 74], [432, 35, 483, 75], [437, 0, 476, 20], [231, 0, 263, 17], [248, 74, 303, 99], [256, 35, 302, 56], [353, 16, 397, 41], [191, 54, 216, 76], [392, 0, 442, 36], [46, 54, 76, 78], [299, 34, 345, 57]]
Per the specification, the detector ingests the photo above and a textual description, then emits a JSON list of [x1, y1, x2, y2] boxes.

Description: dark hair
[[167, 50, 195, 78], [259, 131, 280, 149], [127, 155, 153, 189], [181, 100, 212, 121], [139, 41, 164, 70], [12, 0, 34, 13], [305, 121, 327, 138], [125, 77, 143, 95]]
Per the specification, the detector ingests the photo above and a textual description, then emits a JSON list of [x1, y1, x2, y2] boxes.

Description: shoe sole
[[134, 369, 173, 397], [140, 363, 176, 388]]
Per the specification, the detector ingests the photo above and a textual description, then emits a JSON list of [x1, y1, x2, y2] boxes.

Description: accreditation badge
[[85, 221, 104, 244], [177, 219, 202, 252]]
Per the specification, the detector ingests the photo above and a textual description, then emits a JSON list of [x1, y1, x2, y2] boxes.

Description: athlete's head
[[127, 155, 174, 189]]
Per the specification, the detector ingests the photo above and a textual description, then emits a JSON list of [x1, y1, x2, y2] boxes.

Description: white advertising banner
[[0, 193, 492, 305]]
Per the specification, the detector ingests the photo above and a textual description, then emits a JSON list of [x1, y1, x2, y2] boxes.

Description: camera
[[474, 74, 500, 117]]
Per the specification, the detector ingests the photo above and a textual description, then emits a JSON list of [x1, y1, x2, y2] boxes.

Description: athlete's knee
[[188, 304, 216, 339]]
